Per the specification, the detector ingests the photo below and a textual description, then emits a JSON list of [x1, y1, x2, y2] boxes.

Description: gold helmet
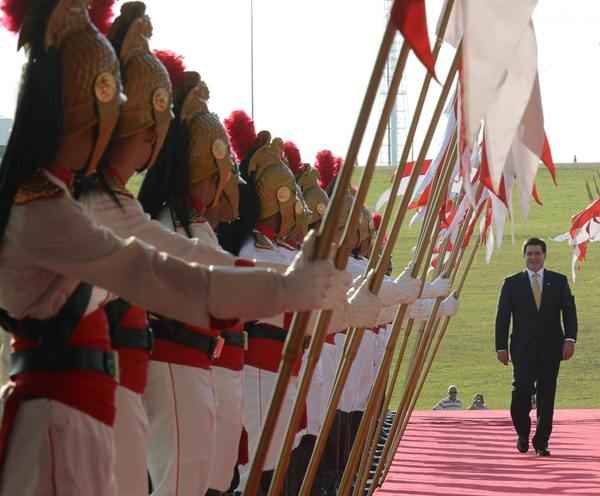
[[297, 165, 329, 226], [224, 110, 308, 240], [179, 71, 239, 218], [358, 205, 376, 245], [248, 137, 307, 240], [107, 1, 172, 169], [9, 0, 125, 175]]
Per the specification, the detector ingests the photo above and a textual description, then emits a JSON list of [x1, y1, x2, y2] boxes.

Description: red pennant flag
[[391, 0, 436, 79]]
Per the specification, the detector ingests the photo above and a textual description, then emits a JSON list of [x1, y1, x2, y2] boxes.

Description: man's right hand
[[497, 350, 509, 366]]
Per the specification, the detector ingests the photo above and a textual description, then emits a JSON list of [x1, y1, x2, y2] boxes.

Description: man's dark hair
[[523, 237, 547, 255]]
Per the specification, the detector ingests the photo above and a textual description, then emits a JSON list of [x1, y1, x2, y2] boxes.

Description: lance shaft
[[266, 37, 411, 496], [373, 205, 484, 490], [299, 43, 461, 496], [380, 236, 481, 485], [337, 81, 461, 494], [353, 214, 450, 496], [242, 17, 398, 496]]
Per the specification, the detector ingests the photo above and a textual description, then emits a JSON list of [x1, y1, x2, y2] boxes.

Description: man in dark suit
[[495, 238, 577, 456]]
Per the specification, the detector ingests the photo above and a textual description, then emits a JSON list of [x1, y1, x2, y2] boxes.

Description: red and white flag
[[391, 0, 436, 78], [553, 199, 600, 281], [374, 160, 432, 212]]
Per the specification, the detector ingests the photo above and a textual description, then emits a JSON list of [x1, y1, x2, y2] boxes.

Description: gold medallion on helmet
[[317, 203, 327, 216], [152, 87, 170, 113], [212, 139, 228, 160], [94, 72, 118, 104], [277, 186, 292, 203]]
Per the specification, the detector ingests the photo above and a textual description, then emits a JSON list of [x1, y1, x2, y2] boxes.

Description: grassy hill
[[130, 165, 600, 410]]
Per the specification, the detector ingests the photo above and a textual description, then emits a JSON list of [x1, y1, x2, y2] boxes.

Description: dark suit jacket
[[495, 269, 577, 362]]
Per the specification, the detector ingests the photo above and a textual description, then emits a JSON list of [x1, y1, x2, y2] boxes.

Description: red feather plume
[[224, 110, 257, 162], [89, 0, 116, 35], [315, 150, 337, 190], [154, 50, 186, 90], [372, 212, 382, 230], [283, 141, 303, 175], [334, 156, 344, 175], [1, 0, 28, 33]]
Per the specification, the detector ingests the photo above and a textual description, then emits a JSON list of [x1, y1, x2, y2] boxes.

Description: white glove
[[383, 263, 420, 305], [303, 308, 349, 336], [407, 298, 435, 322], [345, 270, 383, 328], [283, 231, 353, 312], [439, 294, 459, 317], [422, 276, 451, 299], [376, 304, 398, 325]]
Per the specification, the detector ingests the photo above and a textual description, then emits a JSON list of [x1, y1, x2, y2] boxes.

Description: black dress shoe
[[517, 437, 529, 453], [535, 447, 551, 457]]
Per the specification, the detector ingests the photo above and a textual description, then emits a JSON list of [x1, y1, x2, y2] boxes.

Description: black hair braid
[[0, 5, 63, 241]]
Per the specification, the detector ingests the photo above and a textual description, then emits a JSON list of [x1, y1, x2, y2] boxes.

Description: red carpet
[[374, 409, 600, 496]]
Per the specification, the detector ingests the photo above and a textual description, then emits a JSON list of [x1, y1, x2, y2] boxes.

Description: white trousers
[[114, 386, 149, 496], [336, 330, 376, 413], [0, 399, 116, 496], [208, 366, 243, 492], [144, 362, 216, 496], [320, 341, 341, 409], [303, 351, 324, 436], [239, 366, 301, 490]]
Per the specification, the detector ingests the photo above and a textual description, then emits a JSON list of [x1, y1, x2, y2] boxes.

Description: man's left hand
[[562, 341, 576, 361]]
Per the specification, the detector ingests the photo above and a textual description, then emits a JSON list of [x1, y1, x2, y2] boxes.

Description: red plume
[[224, 110, 257, 161], [1, 0, 28, 33], [372, 212, 382, 230], [283, 141, 303, 175], [154, 50, 186, 90], [89, 0, 116, 35], [334, 156, 344, 175], [315, 150, 337, 190]]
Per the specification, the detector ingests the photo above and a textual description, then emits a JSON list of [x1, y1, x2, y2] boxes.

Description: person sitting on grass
[[432, 385, 464, 410], [468, 393, 489, 410]]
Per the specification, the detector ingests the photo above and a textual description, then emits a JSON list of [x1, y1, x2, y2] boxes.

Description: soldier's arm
[[14, 196, 305, 327]]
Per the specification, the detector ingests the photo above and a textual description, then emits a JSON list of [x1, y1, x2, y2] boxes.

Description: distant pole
[[250, 0, 255, 119]]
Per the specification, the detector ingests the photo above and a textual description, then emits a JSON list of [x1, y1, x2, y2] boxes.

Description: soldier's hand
[[496, 350, 509, 366], [284, 232, 352, 311], [562, 341, 575, 361], [345, 270, 383, 328]]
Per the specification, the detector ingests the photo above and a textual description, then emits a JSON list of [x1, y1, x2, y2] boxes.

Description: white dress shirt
[[497, 267, 574, 352]]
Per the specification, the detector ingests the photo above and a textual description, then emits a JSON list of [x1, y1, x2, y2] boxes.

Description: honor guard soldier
[[139, 67, 249, 496], [0, 3, 350, 494]]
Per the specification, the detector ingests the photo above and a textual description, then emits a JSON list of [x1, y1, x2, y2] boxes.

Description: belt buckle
[[104, 351, 120, 383], [242, 331, 249, 351], [210, 336, 225, 360]]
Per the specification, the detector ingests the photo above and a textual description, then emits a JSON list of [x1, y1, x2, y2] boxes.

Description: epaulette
[[15, 170, 65, 205], [254, 230, 275, 250]]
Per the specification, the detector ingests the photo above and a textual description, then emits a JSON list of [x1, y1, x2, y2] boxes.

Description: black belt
[[10, 347, 118, 380], [221, 330, 248, 350], [245, 323, 287, 342], [152, 319, 224, 360], [111, 326, 154, 352]]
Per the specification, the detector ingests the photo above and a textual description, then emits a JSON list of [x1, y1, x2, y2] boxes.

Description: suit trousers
[[511, 351, 560, 449]]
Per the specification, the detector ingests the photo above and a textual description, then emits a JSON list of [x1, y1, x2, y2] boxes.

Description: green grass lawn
[[354, 165, 600, 410], [129, 165, 600, 410]]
